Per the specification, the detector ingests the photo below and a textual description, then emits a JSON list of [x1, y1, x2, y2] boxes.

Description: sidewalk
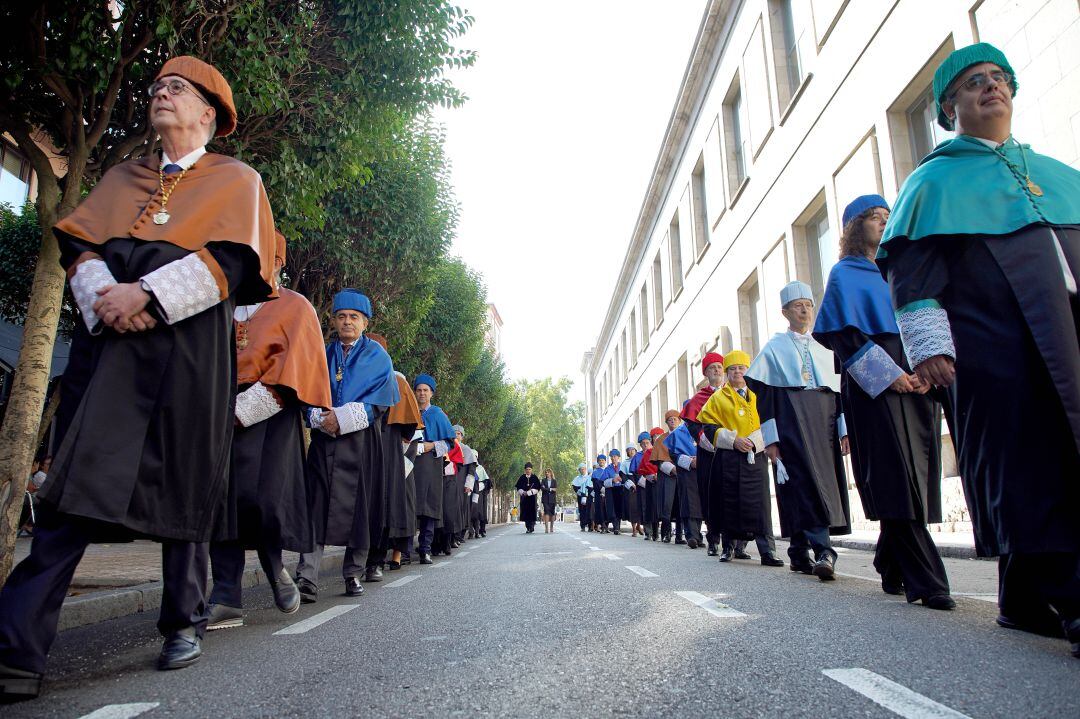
[[833, 528, 982, 560], [11, 536, 347, 632]]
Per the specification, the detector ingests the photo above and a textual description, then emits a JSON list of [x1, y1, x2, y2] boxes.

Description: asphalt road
[[7, 523, 1078, 718]]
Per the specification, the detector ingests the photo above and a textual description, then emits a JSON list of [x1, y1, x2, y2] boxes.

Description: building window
[[652, 254, 664, 327], [669, 213, 684, 294], [677, 353, 690, 403], [770, 0, 810, 111], [690, 156, 709, 256], [793, 200, 833, 304], [645, 396, 653, 430], [0, 143, 31, 212], [737, 271, 763, 356], [723, 77, 749, 199], [906, 87, 953, 163], [658, 377, 669, 416], [629, 312, 638, 360], [639, 286, 649, 348], [620, 331, 628, 380]]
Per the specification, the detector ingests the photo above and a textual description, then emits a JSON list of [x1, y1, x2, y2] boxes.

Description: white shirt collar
[[788, 329, 812, 341], [966, 135, 1010, 150], [161, 146, 207, 170]]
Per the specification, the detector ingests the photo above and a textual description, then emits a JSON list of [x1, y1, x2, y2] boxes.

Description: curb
[[58, 548, 347, 632], [832, 537, 983, 561]]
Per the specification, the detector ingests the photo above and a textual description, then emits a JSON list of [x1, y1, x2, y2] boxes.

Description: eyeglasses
[[949, 70, 1013, 98], [147, 79, 210, 106]]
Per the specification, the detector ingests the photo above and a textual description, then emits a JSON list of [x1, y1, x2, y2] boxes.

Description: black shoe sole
[[995, 615, 1065, 639], [157, 652, 201, 671], [813, 565, 836, 580], [0, 675, 42, 702]]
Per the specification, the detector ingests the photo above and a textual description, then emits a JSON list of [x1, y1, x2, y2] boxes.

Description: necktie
[[342, 343, 352, 358], [163, 163, 183, 175], [737, 388, 747, 399]]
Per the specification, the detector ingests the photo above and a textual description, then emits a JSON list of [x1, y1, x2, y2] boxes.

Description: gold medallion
[[738, 409, 746, 416], [335, 366, 343, 383], [1026, 179, 1044, 197], [236, 322, 249, 350], [802, 370, 811, 382], [153, 211, 170, 225]]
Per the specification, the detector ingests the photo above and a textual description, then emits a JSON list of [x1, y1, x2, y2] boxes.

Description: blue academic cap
[[413, 374, 436, 392], [596, 453, 607, 462], [780, 281, 814, 308], [637, 431, 651, 443], [333, 288, 372, 318], [609, 449, 621, 457], [842, 195, 890, 228]]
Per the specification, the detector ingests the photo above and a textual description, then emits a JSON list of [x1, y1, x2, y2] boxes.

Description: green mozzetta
[[878, 135, 1080, 259], [895, 298, 943, 316]]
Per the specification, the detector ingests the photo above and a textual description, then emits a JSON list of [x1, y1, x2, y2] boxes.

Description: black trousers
[[681, 518, 703, 544], [209, 540, 283, 608], [998, 551, 1080, 625], [788, 526, 835, 562], [873, 519, 950, 602], [0, 511, 208, 674]]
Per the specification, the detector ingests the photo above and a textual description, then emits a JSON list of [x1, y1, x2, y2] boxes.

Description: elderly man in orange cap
[[0, 56, 275, 699]]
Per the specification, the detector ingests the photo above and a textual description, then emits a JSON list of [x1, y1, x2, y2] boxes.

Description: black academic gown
[[658, 467, 679, 522], [590, 477, 606, 526], [747, 378, 851, 538], [666, 446, 704, 522], [813, 331, 942, 524], [541, 478, 558, 515], [414, 449, 444, 525], [221, 392, 313, 552], [306, 410, 386, 550], [382, 425, 418, 541], [516, 474, 541, 522], [42, 239, 251, 542], [707, 446, 769, 539], [884, 225, 1080, 556], [622, 468, 643, 524]]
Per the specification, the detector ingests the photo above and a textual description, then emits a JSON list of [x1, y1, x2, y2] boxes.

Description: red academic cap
[[702, 352, 724, 374], [649, 427, 664, 438]]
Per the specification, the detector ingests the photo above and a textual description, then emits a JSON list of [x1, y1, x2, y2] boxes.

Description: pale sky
[[437, 1, 708, 402]]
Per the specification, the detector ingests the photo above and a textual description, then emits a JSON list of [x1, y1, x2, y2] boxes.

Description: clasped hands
[[890, 355, 956, 393], [93, 282, 157, 333]]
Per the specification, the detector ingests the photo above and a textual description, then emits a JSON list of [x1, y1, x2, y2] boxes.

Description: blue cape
[[591, 465, 616, 482], [663, 423, 697, 458], [747, 332, 840, 392], [328, 337, 400, 408], [629, 453, 643, 473], [420, 405, 456, 442], [812, 256, 899, 337], [572, 474, 590, 492]]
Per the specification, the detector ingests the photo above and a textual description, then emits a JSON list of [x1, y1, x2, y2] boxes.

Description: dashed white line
[[588, 546, 601, 551], [626, 565, 658, 577], [433, 560, 453, 567], [274, 604, 359, 635], [78, 704, 160, 719], [823, 668, 972, 719], [455, 551, 470, 558], [675, 591, 746, 618], [384, 575, 421, 588], [604, 554, 622, 561]]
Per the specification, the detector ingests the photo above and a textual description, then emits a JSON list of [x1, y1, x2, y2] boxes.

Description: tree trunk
[[0, 223, 65, 581]]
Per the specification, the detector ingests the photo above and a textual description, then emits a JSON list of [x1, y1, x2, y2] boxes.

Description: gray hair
[[452, 424, 465, 437]]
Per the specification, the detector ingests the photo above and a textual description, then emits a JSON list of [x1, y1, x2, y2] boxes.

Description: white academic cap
[[780, 281, 813, 308]]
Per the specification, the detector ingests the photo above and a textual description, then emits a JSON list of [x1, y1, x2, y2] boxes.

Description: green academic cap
[[934, 43, 1017, 131]]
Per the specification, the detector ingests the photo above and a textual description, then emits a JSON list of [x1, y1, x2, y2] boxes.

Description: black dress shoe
[[296, 577, 318, 604], [812, 554, 835, 580], [995, 614, 1065, 638], [719, 549, 733, 562], [364, 565, 383, 582], [271, 569, 301, 613], [686, 538, 698, 549], [157, 627, 202, 670], [345, 577, 364, 597], [922, 594, 955, 610], [401, 555, 412, 565], [881, 578, 905, 596], [1066, 618, 1080, 658], [0, 661, 43, 702], [387, 560, 402, 571], [419, 553, 434, 565], [674, 538, 686, 545], [662, 536, 671, 543], [790, 559, 815, 575], [443, 547, 453, 556], [734, 549, 752, 560], [207, 602, 244, 630], [760, 554, 785, 567], [707, 544, 718, 556]]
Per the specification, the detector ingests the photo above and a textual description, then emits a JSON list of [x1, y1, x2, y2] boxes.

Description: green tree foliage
[[517, 377, 586, 499], [0, 204, 73, 335]]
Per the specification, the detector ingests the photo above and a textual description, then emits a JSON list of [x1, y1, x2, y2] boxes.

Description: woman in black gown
[[540, 468, 558, 533]]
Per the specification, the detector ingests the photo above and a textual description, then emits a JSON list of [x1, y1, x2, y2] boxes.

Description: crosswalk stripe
[[675, 591, 746, 618], [274, 604, 359, 635], [78, 704, 160, 719], [626, 565, 658, 577], [823, 668, 972, 719], [455, 551, 470, 558]]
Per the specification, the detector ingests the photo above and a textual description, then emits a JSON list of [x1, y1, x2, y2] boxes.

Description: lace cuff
[[844, 341, 905, 399], [235, 382, 282, 427], [698, 433, 716, 452], [335, 402, 370, 435], [896, 300, 956, 368], [660, 461, 676, 476], [309, 407, 325, 430], [140, 253, 221, 324], [713, 428, 737, 451], [761, 418, 779, 447], [433, 440, 449, 458], [70, 259, 116, 334], [676, 454, 693, 471]]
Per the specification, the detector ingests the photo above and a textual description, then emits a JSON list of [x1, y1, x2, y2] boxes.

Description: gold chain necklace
[[153, 166, 189, 224], [991, 139, 1043, 197]]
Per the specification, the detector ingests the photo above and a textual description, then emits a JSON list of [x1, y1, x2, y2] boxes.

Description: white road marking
[[605, 554, 622, 561], [384, 575, 421, 588], [588, 546, 601, 551], [78, 704, 160, 719], [433, 560, 453, 567], [836, 571, 890, 584], [274, 604, 359, 635], [823, 668, 972, 719], [455, 551, 470, 558], [626, 565, 658, 577], [952, 592, 997, 603], [675, 591, 746, 618]]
